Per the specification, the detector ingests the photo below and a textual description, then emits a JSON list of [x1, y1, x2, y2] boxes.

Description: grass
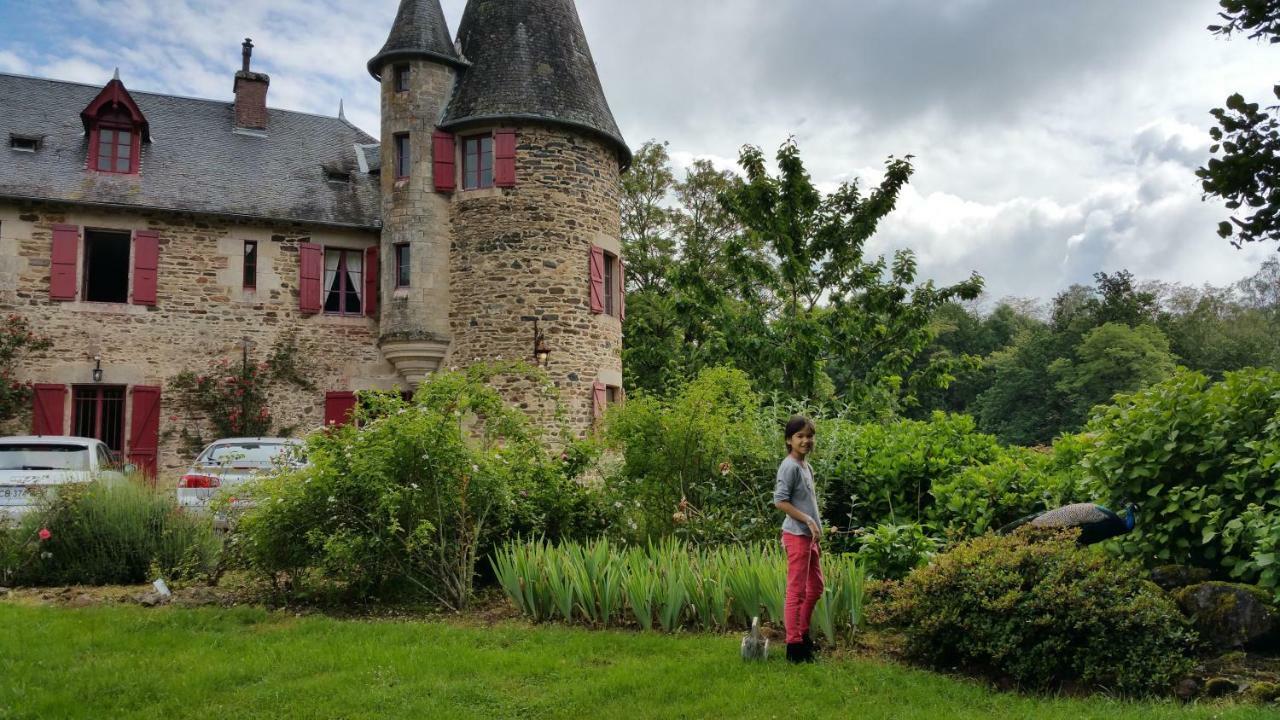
[[0, 603, 1273, 720]]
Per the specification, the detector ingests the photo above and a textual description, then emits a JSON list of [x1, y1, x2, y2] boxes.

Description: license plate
[[0, 486, 30, 506]]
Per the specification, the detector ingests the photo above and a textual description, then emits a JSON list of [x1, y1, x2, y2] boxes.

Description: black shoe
[[802, 632, 815, 656], [785, 642, 806, 664]]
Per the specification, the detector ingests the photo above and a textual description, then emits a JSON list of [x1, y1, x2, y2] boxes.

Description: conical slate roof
[[367, 0, 467, 79], [442, 0, 630, 166]]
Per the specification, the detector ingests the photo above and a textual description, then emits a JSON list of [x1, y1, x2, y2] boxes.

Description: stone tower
[[369, 0, 630, 434]]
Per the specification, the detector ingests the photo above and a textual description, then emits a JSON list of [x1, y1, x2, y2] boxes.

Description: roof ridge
[[0, 71, 374, 137]]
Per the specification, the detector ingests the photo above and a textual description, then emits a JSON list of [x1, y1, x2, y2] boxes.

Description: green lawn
[[0, 603, 1270, 720]]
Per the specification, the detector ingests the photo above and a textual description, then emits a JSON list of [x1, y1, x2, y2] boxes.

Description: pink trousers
[[782, 532, 825, 644]]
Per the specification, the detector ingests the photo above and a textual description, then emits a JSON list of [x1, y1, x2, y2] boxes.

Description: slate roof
[[441, 0, 630, 167], [0, 73, 382, 229], [367, 0, 467, 79]]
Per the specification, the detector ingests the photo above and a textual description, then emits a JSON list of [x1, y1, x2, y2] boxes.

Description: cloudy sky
[[0, 0, 1274, 303]]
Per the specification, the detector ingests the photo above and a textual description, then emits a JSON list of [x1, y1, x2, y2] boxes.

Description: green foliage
[[0, 314, 52, 425], [492, 537, 867, 642], [1198, 1, 1280, 246], [851, 521, 940, 580], [814, 412, 1001, 551], [1084, 368, 1280, 572], [885, 531, 1197, 696], [233, 365, 565, 609], [603, 367, 777, 545], [620, 140, 678, 293], [1049, 323, 1177, 429], [1220, 500, 1280, 603], [930, 446, 1087, 537], [0, 478, 218, 586]]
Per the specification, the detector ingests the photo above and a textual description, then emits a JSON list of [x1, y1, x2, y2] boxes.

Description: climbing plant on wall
[[0, 314, 52, 426]]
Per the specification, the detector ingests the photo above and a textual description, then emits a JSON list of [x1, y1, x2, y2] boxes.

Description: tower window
[[394, 243, 410, 288], [395, 133, 411, 179], [462, 134, 494, 190], [83, 229, 131, 303], [394, 65, 410, 93], [323, 248, 363, 316], [603, 250, 616, 316], [243, 240, 258, 289]]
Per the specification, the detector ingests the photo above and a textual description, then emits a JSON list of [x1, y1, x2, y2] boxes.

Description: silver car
[[0, 436, 127, 520], [177, 437, 305, 527]]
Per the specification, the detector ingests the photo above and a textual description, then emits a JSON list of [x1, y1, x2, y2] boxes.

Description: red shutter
[[364, 246, 379, 318], [433, 131, 456, 192], [618, 260, 626, 321], [32, 384, 68, 435], [325, 391, 357, 427], [298, 243, 322, 314], [50, 224, 79, 300], [127, 385, 161, 482], [589, 245, 605, 314], [494, 129, 517, 188], [592, 381, 607, 421], [132, 229, 159, 306]]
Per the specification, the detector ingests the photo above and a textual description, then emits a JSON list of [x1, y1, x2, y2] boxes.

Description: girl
[[773, 415, 823, 663]]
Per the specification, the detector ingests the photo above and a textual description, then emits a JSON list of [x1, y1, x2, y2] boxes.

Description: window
[[0, 443, 92, 471], [603, 251, 617, 316], [325, 169, 351, 184], [606, 385, 622, 405], [394, 64, 410, 92], [9, 135, 38, 152], [323, 248, 363, 315], [462, 134, 494, 189], [71, 386, 126, 453], [395, 133, 410, 179], [94, 126, 134, 173], [243, 240, 258, 289], [83, 229, 131, 303], [395, 243, 411, 288]]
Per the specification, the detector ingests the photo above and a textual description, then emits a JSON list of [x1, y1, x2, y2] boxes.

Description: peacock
[[998, 502, 1137, 545]]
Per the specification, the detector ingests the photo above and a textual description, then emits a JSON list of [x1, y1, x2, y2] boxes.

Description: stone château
[[0, 0, 628, 478]]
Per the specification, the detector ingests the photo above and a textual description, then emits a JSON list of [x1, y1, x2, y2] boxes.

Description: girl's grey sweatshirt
[[773, 455, 821, 537]]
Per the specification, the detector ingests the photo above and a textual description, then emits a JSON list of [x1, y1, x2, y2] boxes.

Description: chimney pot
[[241, 38, 253, 73]]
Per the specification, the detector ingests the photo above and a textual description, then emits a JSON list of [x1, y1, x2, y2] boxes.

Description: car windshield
[[202, 443, 296, 465], [0, 444, 92, 471]]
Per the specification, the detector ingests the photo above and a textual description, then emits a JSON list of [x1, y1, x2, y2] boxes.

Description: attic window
[[9, 135, 39, 152], [325, 169, 352, 184]]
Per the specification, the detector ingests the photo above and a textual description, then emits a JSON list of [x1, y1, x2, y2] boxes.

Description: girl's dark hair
[[784, 415, 815, 449]]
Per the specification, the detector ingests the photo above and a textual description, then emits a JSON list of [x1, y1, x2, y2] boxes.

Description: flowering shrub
[[169, 334, 314, 453], [233, 364, 573, 608], [0, 314, 52, 425]]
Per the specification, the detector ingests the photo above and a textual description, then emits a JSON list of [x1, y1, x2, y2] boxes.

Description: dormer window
[[79, 75, 149, 176]]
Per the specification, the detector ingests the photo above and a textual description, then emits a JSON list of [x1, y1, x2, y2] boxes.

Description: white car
[[0, 436, 127, 520], [177, 437, 305, 528]]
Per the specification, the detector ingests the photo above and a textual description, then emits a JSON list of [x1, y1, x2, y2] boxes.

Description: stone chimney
[[233, 38, 270, 130]]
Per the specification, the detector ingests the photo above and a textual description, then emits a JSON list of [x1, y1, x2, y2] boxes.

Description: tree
[[720, 139, 983, 406], [1049, 323, 1177, 426], [620, 140, 677, 293], [0, 315, 52, 426], [1198, 0, 1280, 246]]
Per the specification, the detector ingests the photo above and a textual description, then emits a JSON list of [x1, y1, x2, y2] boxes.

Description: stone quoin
[[0, 0, 628, 479]]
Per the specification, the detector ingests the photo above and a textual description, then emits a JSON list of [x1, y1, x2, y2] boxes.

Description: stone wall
[[447, 123, 624, 435], [0, 200, 398, 481]]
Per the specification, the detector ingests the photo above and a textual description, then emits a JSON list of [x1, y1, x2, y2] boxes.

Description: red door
[[128, 386, 161, 482]]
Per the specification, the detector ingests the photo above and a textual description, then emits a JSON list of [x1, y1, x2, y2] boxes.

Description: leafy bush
[[814, 412, 1000, 551], [0, 478, 218, 586], [491, 538, 867, 643], [603, 367, 778, 545], [0, 314, 52, 426], [1220, 500, 1280, 603], [853, 521, 941, 580], [930, 446, 1087, 537], [1083, 369, 1280, 572], [234, 365, 564, 608], [885, 531, 1197, 695]]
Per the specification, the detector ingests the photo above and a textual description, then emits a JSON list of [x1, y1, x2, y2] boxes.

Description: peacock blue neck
[[1125, 505, 1135, 531]]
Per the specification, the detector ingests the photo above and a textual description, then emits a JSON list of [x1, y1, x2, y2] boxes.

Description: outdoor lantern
[[91, 355, 103, 383], [532, 319, 551, 368]]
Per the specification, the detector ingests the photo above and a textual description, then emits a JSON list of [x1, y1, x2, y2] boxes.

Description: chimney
[[233, 38, 270, 130]]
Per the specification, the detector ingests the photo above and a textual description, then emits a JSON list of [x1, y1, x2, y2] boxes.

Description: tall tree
[[620, 140, 677, 293], [720, 139, 983, 406], [1197, 0, 1280, 246]]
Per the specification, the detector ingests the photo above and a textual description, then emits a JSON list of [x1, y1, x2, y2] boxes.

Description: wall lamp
[[532, 319, 551, 368], [91, 355, 103, 383]]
